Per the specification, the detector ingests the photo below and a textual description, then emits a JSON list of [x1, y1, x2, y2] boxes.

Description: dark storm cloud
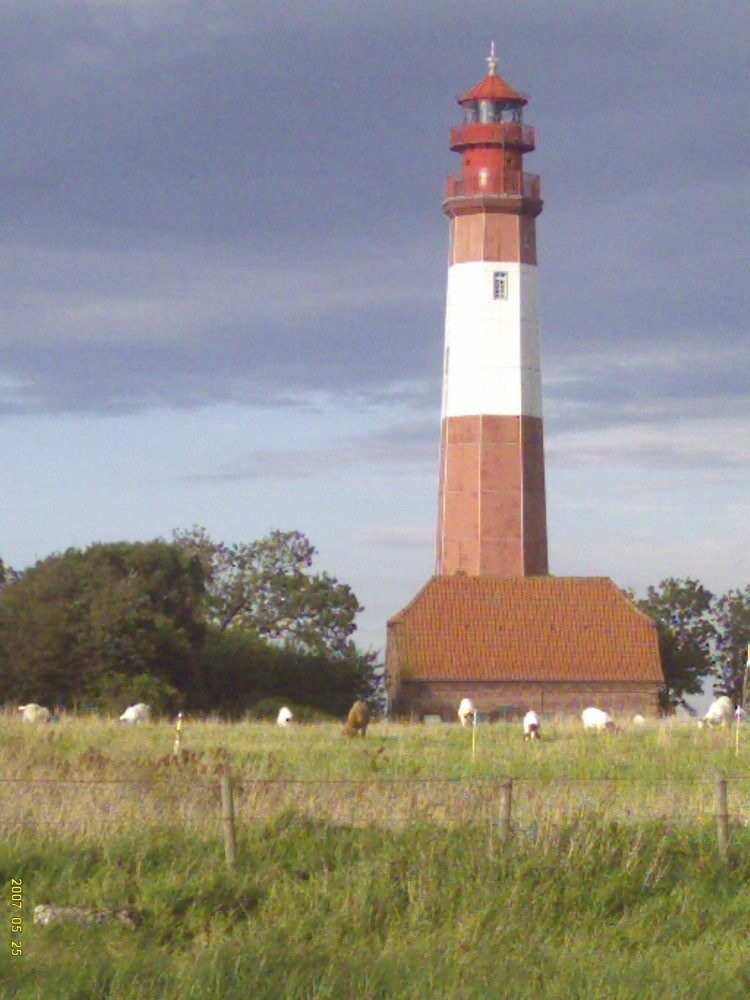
[[1, 1, 747, 429], [0, 229, 442, 413], [545, 343, 750, 437]]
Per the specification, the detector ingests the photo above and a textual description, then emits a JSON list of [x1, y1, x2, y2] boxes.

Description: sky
[[2, 1, 748, 672]]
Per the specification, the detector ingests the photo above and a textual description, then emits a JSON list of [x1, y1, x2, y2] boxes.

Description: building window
[[493, 271, 508, 300]]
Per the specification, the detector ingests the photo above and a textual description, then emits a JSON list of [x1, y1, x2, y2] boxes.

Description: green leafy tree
[[187, 626, 378, 717], [0, 558, 17, 591], [0, 541, 207, 707], [633, 577, 716, 713], [712, 587, 750, 705], [173, 527, 364, 657], [0, 532, 378, 714]]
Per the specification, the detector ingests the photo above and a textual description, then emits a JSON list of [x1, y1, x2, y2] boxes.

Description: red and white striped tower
[[436, 46, 548, 577]]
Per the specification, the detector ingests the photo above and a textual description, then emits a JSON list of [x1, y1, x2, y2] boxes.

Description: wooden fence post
[[714, 772, 729, 863], [220, 763, 237, 868], [498, 779, 513, 843]]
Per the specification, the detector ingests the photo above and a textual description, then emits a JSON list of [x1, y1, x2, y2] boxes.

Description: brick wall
[[393, 680, 660, 720]]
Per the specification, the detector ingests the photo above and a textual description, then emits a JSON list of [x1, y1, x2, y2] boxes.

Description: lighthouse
[[385, 52, 665, 723], [436, 46, 548, 577]]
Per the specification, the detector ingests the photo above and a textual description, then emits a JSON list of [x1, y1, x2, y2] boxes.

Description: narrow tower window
[[493, 271, 508, 300]]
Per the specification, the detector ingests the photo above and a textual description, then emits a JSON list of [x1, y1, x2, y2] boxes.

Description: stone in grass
[[33, 904, 141, 929]]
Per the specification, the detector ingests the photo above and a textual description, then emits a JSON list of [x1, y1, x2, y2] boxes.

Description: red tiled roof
[[387, 576, 663, 684], [458, 73, 526, 107]]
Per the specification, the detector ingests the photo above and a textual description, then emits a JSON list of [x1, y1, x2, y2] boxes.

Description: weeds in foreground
[[1, 816, 749, 999]]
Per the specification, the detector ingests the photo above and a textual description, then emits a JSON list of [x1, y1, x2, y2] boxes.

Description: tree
[[712, 587, 750, 704], [187, 627, 378, 717], [0, 558, 18, 592], [633, 578, 716, 713], [173, 527, 364, 657], [0, 532, 378, 715], [0, 541, 207, 707]]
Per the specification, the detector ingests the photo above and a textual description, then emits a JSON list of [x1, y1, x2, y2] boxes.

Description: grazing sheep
[[342, 700, 370, 737], [18, 704, 50, 723], [277, 706, 294, 727], [457, 697, 477, 727], [119, 703, 151, 724], [523, 710, 541, 740], [699, 696, 734, 728], [581, 706, 615, 731], [632, 714, 646, 727]]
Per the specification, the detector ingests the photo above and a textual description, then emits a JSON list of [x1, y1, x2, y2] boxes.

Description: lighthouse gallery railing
[[445, 171, 541, 201]]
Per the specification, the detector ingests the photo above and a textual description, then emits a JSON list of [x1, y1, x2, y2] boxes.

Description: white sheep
[[277, 706, 294, 727], [18, 703, 51, 723], [523, 710, 541, 740], [457, 697, 476, 727], [119, 703, 151, 724], [632, 714, 646, 727], [699, 696, 733, 728], [582, 706, 615, 731]]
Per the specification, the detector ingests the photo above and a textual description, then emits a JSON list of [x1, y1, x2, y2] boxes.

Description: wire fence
[[3, 771, 750, 843]]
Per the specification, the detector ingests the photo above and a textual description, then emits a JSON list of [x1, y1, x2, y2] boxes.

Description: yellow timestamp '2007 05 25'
[[11, 878, 23, 957]]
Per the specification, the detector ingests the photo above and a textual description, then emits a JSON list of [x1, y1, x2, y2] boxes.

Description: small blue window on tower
[[493, 271, 508, 300]]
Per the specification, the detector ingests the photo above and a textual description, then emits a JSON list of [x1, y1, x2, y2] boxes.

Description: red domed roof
[[458, 47, 527, 107]]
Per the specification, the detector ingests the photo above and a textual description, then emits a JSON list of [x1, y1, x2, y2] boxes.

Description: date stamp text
[[11, 878, 22, 956]]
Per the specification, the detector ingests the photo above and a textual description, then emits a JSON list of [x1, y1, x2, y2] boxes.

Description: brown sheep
[[342, 700, 370, 738]]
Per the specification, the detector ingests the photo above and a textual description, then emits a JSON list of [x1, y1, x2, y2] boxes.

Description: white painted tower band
[[442, 261, 542, 419]]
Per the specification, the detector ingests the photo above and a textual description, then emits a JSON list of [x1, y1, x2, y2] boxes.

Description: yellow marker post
[[173, 712, 183, 757], [737, 645, 750, 757]]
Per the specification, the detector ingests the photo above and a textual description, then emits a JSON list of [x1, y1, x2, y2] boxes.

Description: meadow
[[1, 714, 749, 998]]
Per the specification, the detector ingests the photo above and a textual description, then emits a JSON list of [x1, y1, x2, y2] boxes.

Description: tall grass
[[2, 715, 748, 837], [2, 715, 749, 998], [2, 713, 747, 782], [2, 816, 749, 998]]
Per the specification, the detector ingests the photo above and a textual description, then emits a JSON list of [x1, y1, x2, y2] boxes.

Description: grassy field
[[1, 715, 749, 998]]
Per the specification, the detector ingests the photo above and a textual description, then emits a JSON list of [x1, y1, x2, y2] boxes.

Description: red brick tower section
[[436, 46, 548, 577]]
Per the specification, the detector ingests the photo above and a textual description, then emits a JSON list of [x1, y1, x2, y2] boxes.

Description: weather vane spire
[[487, 41, 498, 76]]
